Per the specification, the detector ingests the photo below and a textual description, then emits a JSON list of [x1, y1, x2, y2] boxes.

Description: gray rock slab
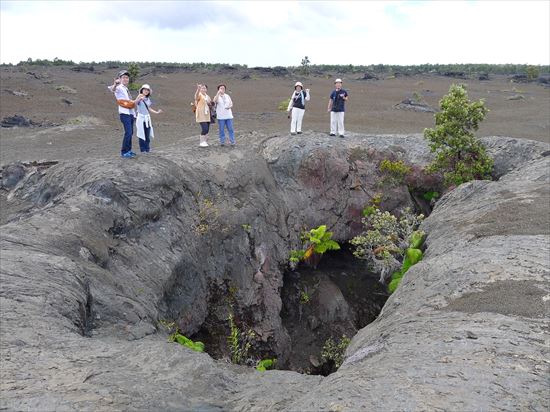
[[1, 133, 548, 410]]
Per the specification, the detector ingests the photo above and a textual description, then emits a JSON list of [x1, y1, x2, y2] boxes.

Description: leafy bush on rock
[[424, 84, 493, 187], [351, 205, 424, 283]]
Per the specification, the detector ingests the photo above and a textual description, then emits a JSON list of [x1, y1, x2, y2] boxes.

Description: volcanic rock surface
[[1, 133, 548, 411]]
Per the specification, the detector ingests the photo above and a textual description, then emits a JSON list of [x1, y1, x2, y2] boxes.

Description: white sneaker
[[199, 141, 208, 147]]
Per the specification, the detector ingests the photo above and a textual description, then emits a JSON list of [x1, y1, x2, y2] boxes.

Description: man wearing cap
[[287, 81, 310, 135], [108, 70, 137, 158], [327, 78, 349, 137]]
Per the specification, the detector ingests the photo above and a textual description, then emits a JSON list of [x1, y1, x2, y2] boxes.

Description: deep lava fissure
[[280, 244, 388, 375], [188, 244, 389, 376]]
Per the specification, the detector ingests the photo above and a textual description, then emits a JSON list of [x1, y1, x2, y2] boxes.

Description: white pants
[[290, 107, 305, 133], [330, 111, 345, 135]]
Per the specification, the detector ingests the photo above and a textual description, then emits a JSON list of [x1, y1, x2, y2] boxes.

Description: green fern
[[169, 332, 204, 352], [256, 358, 276, 372]]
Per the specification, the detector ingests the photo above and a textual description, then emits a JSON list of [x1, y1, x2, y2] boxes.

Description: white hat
[[294, 81, 303, 88], [335, 78, 343, 83], [139, 84, 152, 94]]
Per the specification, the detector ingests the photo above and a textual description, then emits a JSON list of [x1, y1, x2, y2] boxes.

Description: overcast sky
[[1, 0, 548, 66]]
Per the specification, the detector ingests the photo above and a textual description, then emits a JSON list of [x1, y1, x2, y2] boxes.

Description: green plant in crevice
[[387, 230, 426, 293], [158, 319, 176, 331], [194, 191, 222, 235], [161, 319, 203, 351], [321, 335, 351, 370], [169, 332, 205, 352], [227, 312, 255, 365], [422, 191, 440, 202], [256, 358, 277, 372], [289, 249, 306, 267], [299, 290, 311, 304], [379, 159, 412, 186], [289, 225, 341, 269], [351, 206, 424, 282], [362, 193, 383, 217]]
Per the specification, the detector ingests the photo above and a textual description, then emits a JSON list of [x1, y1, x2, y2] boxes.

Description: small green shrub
[[379, 159, 411, 185], [362, 205, 377, 217], [194, 193, 221, 235], [300, 290, 311, 304], [422, 191, 439, 201], [351, 207, 424, 281], [307, 225, 340, 255], [526, 66, 539, 80], [169, 332, 205, 352], [424, 83, 493, 187], [289, 225, 340, 269], [408, 230, 425, 249], [387, 230, 426, 293], [278, 98, 291, 111], [227, 312, 255, 365], [256, 358, 277, 372], [388, 271, 404, 293], [321, 335, 351, 369], [401, 247, 423, 273]]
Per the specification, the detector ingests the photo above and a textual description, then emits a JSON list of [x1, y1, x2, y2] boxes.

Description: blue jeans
[[218, 118, 235, 144], [138, 123, 151, 152], [120, 113, 134, 154], [199, 122, 210, 135]]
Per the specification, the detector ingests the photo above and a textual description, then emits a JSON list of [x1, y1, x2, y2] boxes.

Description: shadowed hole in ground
[[280, 244, 388, 375], [190, 244, 388, 376]]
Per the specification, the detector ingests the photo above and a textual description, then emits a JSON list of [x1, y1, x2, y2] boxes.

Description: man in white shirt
[[108, 70, 136, 158]]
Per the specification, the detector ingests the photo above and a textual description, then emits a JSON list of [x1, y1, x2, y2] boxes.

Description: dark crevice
[[280, 244, 388, 375], [78, 280, 94, 337], [167, 244, 388, 376]]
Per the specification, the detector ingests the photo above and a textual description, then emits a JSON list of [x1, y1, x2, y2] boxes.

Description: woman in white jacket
[[287, 81, 310, 135]]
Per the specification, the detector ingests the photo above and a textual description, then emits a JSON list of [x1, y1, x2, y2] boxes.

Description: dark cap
[[117, 70, 130, 78]]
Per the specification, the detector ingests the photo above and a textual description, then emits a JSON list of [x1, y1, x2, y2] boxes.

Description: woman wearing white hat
[[287, 81, 310, 135], [134, 84, 162, 153]]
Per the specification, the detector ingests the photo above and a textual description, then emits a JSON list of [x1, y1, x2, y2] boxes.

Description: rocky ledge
[[1, 133, 548, 411]]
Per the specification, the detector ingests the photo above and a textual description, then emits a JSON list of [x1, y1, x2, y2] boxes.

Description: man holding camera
[[108, 70, 136, 158]]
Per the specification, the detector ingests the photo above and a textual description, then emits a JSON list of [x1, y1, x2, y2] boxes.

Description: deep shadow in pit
[[187, 244, 388, 376], [280, 244, 388, 375]]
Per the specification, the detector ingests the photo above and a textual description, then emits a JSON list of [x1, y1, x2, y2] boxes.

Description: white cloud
[[0, 0, 548, 65]]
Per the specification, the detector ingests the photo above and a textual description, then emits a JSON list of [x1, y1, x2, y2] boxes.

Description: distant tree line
[[7, 58, 549, 76], [297, 63, 550, 76]]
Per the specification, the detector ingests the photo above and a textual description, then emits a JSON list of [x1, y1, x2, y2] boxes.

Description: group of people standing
[[108, 70, 163, 158], [194, 83, 235, 147], [108, 70, 349, 157], [286, 78, 348, 137]]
